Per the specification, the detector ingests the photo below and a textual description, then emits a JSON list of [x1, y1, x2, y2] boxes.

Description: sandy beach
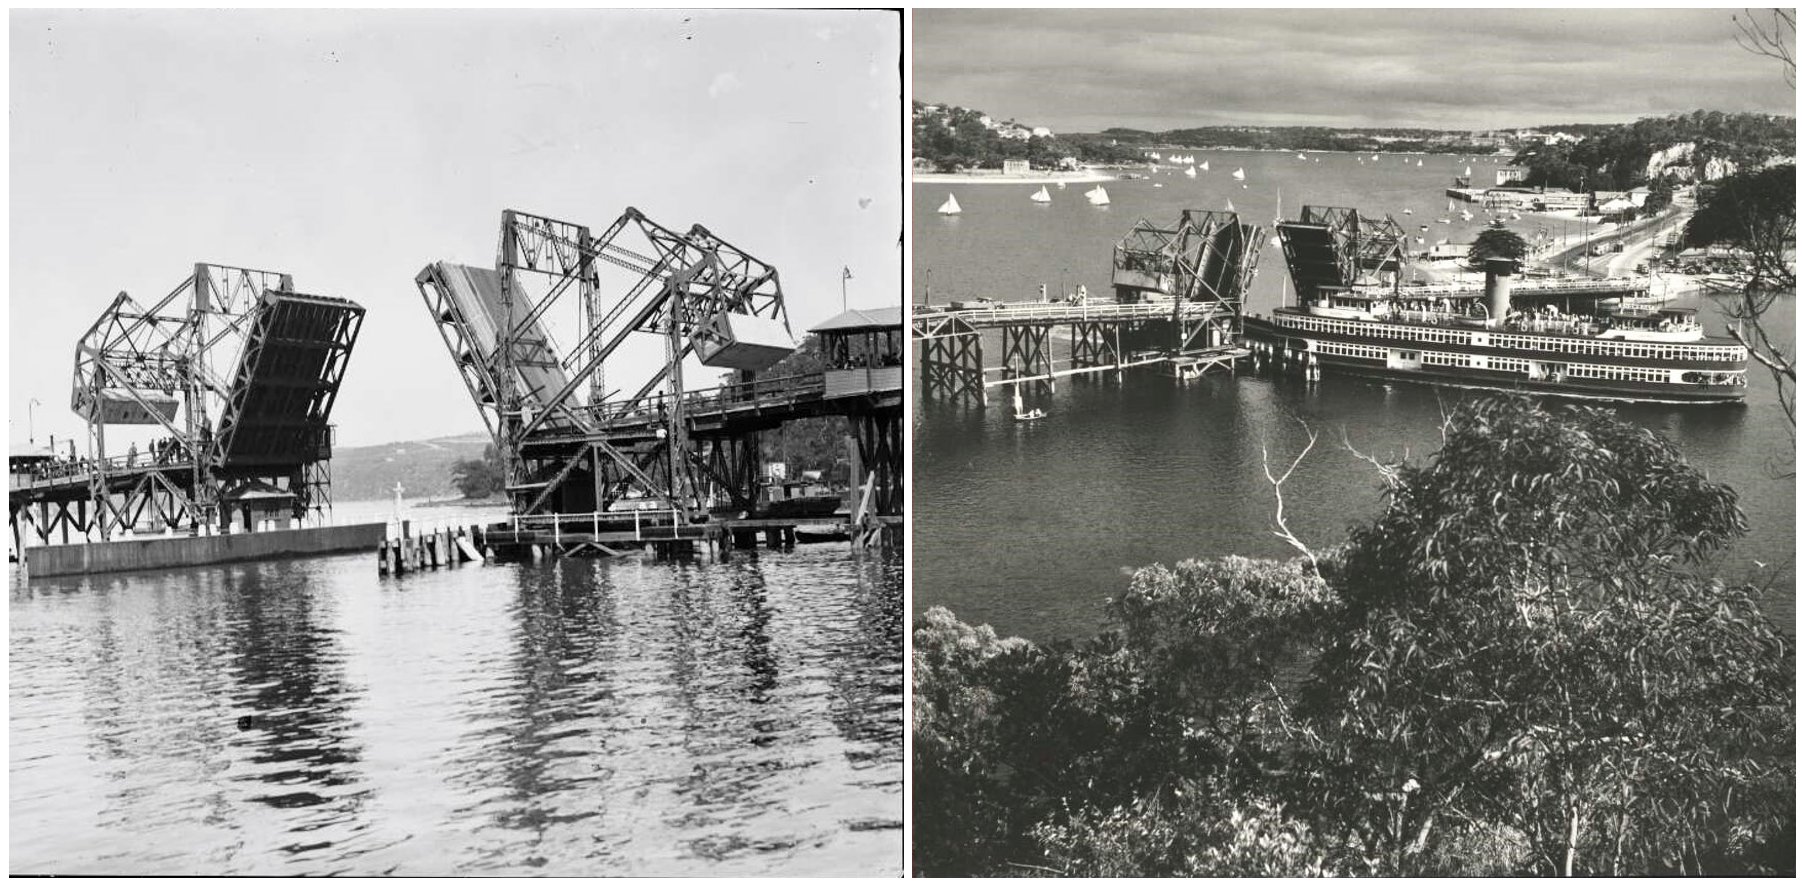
[[913, 170, 1115, 185]]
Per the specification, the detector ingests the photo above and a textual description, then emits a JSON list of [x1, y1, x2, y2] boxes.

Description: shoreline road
[[1542, 206, 1691, 278]]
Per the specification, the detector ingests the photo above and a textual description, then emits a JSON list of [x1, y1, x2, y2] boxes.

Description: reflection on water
[[10, 545, 901, 875]]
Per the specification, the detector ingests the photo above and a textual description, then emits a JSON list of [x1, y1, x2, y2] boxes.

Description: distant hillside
[[330, 432, 491, 502], [1509, 110, 1795, 191]]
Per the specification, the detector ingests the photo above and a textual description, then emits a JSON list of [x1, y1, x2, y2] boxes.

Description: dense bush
[[913, 396, 1794, 876]]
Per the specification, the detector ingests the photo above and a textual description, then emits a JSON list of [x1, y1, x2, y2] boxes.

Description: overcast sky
[[10, 9, 901, 450], [915, 8, 1795, 132]]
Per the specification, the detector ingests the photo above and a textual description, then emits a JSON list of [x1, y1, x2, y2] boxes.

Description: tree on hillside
[[449, 442, 505, 499], [756, 334, 851, 482], [912, 396, 1794, 877], [1294, 396, 1791, 876], [1467, 228, 1530, 268]]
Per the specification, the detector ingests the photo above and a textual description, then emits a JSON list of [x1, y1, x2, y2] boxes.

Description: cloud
[[916, 9, 1794, 131]]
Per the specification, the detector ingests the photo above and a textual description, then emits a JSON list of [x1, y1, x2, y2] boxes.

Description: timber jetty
[[915, 209, 1258, 405]]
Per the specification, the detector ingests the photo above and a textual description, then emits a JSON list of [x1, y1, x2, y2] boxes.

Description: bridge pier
[[918, 315, 986, 406], [1071, 320, 1126, 381], [1001, 324, 1055, 395]]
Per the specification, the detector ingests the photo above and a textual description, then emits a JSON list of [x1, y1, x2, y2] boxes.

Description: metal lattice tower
[[418, 208, 797, 522], [1276, 205, 1408, 303], [56, 263, 364, 540]]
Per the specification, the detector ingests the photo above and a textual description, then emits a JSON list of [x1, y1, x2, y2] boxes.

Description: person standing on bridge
[[127, 442, 137, 468]]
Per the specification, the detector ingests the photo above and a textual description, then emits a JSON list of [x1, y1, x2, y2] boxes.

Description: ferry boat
[[1243, 206, 1747, 404]]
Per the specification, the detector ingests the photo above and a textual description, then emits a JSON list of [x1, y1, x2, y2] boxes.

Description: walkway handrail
[[912, 299, 1226, 330], [585, 372, 827, 424]]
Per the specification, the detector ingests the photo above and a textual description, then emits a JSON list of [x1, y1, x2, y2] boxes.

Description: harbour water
[[913, 150, 1794, 642], [9, 499, 902, 875]]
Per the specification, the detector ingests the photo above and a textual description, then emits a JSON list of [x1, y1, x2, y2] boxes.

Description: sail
[[1417, 159, 1424, 167], [1225, 198, 1235, 212], [1056, 180, 1067, 189], [1232, 167, 1246, 181], [1200, 161, 1210, 171], [1012, 387, 1024, 415], [1464, 165, 1473, 175], [938, 194, 961, 215], [1086, 186, 1110, 205], [1031, 186, 1051, 203], [1184, 166, 1197, 178]]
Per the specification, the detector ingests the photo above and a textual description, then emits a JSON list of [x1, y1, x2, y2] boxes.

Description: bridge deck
[[11, 458, 197, 505], [911, 299, 1230, 336], [521, 369, 900, 451]]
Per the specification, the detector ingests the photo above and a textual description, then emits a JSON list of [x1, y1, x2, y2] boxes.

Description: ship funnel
[[1484, 258, 1515, 328]]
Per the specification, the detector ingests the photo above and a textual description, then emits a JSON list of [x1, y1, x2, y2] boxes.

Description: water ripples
[[11, 545, 900, 875]]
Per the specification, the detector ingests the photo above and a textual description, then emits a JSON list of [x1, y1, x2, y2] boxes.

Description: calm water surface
[[914, 151, 1795, 642], [10, 528, 902, 875]]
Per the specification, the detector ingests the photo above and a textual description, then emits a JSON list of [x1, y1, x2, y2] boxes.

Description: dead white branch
[[1261, 418, 1320, 572]]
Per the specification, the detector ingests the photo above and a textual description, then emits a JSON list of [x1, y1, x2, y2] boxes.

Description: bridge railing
[[20, 450, 196, 484], [1358, 276, 1650, 299], [505, 508, 693, 542], [912, 299, 1225, 327], [584, 372, 827, 426]]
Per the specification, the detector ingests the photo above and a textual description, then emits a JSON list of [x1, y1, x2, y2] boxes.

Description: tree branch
[[1261, 417, 1320, 572]]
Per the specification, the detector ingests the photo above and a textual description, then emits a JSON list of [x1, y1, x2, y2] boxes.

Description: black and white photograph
[[910, 8, 1795, 877], [10, 9, 902, 876]]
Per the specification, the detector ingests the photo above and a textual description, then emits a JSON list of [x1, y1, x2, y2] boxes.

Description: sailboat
[[1403, 208, 1414, 215], [1085, 186, 1110, 206], [1225, 198, 1235, 213], [938, 194, 961, 215], [1030, 186, 1051, 203], [1297, 152, 1307, 160], [1464, 165, 1473, 176], [1232, 167, 1246, 181], [1417, 159, 1424, 167], [1184, 166, 1197, 178], [1200, 160, 1210, 171], [1012, 387, 1044, 421], [1371, 154, 1380, 162], [1447, 199, 1456, 212]]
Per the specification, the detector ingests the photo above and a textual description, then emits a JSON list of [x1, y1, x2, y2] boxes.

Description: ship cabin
[[1599, 306, 1706, 342], [1303, 285, 1390, 320], [812, 306, 903, 398]]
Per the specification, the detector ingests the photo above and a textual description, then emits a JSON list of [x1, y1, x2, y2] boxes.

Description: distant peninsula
[[913, 101, 1794, 193]]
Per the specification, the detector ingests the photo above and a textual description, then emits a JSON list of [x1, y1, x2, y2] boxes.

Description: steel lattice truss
[[62, 264, 362, 539], [1112, 209, 1264, 316], [1291, 205, 1407, 292], [420, 208, 795, 519]]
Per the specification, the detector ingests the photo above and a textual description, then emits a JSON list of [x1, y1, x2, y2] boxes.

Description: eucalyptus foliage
[[912, 396, 1793, 877]]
